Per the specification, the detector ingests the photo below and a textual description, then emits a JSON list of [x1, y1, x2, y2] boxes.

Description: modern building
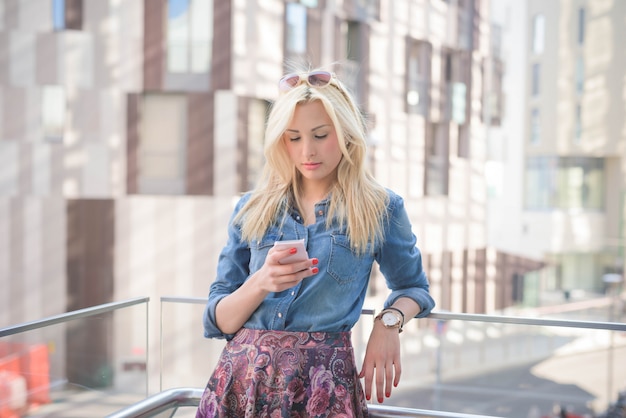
[[487, 0, 626, 302], [0, 0, 555, 391]]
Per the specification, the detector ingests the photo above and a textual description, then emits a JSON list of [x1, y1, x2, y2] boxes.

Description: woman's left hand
[[359, 321, 401, 403]]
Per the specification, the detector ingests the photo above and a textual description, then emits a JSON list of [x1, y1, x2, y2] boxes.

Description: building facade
[[488, 0, 626, 301], [0, 0, 553, 391]]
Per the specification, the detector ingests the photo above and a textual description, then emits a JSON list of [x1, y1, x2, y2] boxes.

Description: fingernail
[[289, 248, 297, 254], [311, 267, 319, 274], [312, 258, 318, 265], [366, 394, 371, 401], [386, 392, 390, 397]]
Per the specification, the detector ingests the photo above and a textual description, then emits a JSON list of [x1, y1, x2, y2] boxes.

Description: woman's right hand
[[253, 245, 319, 293], [214, 245, 318, 334]]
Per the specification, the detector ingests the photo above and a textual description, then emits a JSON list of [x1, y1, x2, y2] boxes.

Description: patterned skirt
[[195, 329, 369, 418]]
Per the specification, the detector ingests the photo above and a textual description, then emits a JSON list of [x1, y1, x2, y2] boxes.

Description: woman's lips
[[302, 162, 321, 170]]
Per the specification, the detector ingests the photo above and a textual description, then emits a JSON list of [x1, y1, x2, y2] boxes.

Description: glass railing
[[2, 295, 624, 418], [0, 297, 150, 418], [159, 296, 626, 418]]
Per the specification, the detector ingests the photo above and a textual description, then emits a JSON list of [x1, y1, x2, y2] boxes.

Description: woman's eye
[[314, 134, 328, 139], [289, 137, 301, 141]]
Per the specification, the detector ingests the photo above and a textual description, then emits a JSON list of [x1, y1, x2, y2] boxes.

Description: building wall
[[0, 0, 506, 393], [488, 0, 626, 293]]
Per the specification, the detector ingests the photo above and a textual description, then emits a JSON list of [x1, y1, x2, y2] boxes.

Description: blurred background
[[0, 0, 624, 417]]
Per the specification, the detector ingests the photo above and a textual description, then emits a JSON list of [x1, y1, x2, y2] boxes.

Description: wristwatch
[[375, 307, 404, 333]]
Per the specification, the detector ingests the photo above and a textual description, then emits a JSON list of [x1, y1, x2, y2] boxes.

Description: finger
[[394, 361, 401, 388], [385, 361, 394, 398], [359, 366, 372, 401], [376, 364, 385, 403]]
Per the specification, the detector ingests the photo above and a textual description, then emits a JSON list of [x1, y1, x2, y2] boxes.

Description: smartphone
[[274, 239, 308, 264]]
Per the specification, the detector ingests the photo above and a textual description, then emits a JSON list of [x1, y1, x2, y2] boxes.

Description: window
[[339, 21, 363, 102], [532, 14, 545, 54], [42, 86, 66, 142], [244, 99, 270, 191], [441, 49, 469, 123], [575, 56, 584, 94], [406, 39, 431, 115], [52, 0, 82, 30], [167, 0, 212, 74], [525, 156, 604, 210], [574, 104, 582, 143], [531, 63, 540, 96], [578, 8, 585, 45], [138, 94, 187, 194], [530, 108, 540, 144], [424, 122, 449, 196], [285, 2, 308, 64]]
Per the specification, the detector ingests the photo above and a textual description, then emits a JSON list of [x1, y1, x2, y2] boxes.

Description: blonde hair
[[234, 69, 389, 254]]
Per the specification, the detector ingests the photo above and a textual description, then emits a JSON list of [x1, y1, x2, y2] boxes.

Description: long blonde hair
[[234, 70, 388, 254]]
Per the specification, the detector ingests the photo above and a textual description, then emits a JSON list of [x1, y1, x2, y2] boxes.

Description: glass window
[[425, 122, 449, 196], [167, 0, 212, 74], [574, 104, 582, 143], [52, 0, 82, 30], [531, 62, 540, 96], [53, 0, 65, 29], [578, 8, 585, 45], [532, 14, 545, 54], [530, 108, 540, 144], [42, 86, 66, 142], [575, 56, 584, 94], [139, 94, 187, 194], [245, 99, 270, 191], [406, 39, 430, 115], [525, 156, 604, 210], [285, 3, 307, 57]]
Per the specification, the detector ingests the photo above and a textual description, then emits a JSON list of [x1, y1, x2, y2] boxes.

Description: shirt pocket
[[327, 234, 371, 285], [250, 229, 283, 272]]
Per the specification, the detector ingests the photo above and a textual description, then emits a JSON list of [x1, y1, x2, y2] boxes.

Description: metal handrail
[[105, 387, 502, 418], [161, 296, 626, 332], [0, 296, 150, 337], [428, 311, 626, 332]]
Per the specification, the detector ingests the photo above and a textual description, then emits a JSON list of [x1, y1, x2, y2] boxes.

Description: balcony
[[1, 295, 624, 418]]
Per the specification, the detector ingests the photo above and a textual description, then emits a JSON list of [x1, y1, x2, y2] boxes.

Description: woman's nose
[[303, 138, 316, 157]]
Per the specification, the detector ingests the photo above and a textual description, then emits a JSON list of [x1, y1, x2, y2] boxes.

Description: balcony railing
[[1, 295, 624, 417]]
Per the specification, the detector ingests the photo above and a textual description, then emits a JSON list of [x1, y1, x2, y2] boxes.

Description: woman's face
[[283, 101, 343, 190]]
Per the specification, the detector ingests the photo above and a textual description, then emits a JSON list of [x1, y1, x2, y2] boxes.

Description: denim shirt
[[203, 189, 435, 340]]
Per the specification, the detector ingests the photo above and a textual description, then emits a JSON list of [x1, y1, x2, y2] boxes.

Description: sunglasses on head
[[278, 70, 335, 91]]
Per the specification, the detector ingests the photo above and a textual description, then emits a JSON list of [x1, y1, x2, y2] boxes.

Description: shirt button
[[291, 291, 295, 296], [317, 210, 323, 216], [277, 312, 283, 318]]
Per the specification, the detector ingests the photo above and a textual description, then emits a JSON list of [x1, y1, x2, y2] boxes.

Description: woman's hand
[[359, 321, 402, 403], [253, 245, 319, 293], [215, 244, 317, 334]]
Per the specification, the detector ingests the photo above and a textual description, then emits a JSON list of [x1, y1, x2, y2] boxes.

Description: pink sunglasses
[[278, 71, 335, 91]]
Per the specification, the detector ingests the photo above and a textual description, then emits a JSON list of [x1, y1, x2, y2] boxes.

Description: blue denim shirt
[[203, 189, 435, 340]]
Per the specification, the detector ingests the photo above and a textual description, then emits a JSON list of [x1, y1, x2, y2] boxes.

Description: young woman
[[197, 69, 435, 417]]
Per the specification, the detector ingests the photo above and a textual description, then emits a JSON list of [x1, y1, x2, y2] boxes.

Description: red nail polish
[[312, 258, 318, 265], [386, 392, 390, 397], [311, 267, 319, 274], [289, 248, 297, 254]]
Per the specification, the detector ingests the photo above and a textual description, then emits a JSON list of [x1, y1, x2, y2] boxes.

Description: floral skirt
[[195, 329, 369, 418]]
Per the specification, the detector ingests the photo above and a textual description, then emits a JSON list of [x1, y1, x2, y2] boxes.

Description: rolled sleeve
[[377, 192, 435, 318], [203, 195, 252, 340]]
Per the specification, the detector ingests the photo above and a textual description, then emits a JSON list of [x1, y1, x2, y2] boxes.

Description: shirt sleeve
[[376, 191, 436, 318], [202, 195, 251, 340]]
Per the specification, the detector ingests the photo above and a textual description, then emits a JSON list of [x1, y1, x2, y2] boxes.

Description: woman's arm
[[359, 297, 421, 403]]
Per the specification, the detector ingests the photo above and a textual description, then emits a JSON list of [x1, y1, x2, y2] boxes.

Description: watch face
[[382, 312, 399, 327]]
